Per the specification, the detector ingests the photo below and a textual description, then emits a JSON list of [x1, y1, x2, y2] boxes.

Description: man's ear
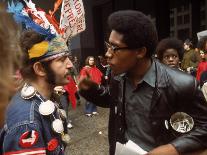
[[33, 62, 46, 77], [136, 47, 147, 59]]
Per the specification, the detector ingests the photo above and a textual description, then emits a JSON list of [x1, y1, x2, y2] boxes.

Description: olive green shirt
[[181, 49, 200, 70]]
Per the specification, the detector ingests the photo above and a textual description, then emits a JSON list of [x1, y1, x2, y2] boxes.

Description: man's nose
[[105, 49, 113, 59], [169, 56, 174, 61], [66, 57, 73, 68]]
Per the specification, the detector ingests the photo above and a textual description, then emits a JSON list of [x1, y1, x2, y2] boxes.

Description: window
[[184, 14, 190, 24], [200, 25, 206, 30], [177, 16, 183, 25], [183, 4, 189, 11], [200, 0, 205, 7], [177, 6, 183, 13], [170, 9, 174, 16], [170, 31, 174, 37], [201, 11, 205, 21], [178, 29, 190, 41], [170, 18, 174, 26]]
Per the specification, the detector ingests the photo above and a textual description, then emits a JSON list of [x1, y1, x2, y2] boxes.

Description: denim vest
[[0, 91, 68, 155]]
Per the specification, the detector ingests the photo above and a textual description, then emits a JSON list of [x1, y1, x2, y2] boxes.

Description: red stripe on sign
[[4, 147, 46, 155]]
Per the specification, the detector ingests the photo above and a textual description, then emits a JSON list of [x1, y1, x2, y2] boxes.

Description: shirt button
[[119, 113, 122, 116], [119, 128, 122, 131], [152, 121, 157, 125]]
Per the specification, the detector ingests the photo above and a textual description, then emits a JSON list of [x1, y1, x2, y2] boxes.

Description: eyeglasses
[[105, 41, 131, 53]]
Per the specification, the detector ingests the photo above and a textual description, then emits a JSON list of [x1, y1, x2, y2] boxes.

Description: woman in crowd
[[79, 56, 103, 117], [196, 36, 207, 82]]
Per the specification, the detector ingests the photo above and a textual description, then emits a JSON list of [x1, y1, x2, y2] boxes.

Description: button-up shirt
[[125, 61, 157, 151]]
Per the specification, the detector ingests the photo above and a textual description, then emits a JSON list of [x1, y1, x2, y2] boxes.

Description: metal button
[[165, 120, 169, 130], [115, 106, 117, 114], [152, 121, 157, 125]]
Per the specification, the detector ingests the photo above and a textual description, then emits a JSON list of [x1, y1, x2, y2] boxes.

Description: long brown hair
[[0, 3, 22, 126], [85, 56, 96, 66]]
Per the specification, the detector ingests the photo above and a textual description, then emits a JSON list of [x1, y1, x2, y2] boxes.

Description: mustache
[[64, 69, 72, 78]]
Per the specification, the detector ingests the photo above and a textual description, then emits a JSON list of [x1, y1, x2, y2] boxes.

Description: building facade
[[9, 0, 207, 65], [74, 0, 207, 63]]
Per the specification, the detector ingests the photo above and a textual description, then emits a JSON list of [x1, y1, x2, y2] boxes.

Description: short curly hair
[[156, 38, 184, 61], [108, 10, 158, 58], [197, 36, 207, 51]]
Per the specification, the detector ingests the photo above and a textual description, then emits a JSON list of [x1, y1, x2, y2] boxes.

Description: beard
[[41, 61, 69, 86], [44, 64, 56, 85], [41, 61, 56, 85], [44, 62, 69, 86]]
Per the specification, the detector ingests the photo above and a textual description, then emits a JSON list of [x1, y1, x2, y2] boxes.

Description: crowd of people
[[1, 1, 207, 155], [156, 36, 207, 92]]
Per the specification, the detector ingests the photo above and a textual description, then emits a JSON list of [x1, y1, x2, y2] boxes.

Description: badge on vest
[[47, 138, 59, 151], [21, 84, 36, 99], [21, 83, 70, 144], [19, 130, 39, 148], [165, 112, 194, 135], [39, 100, 55, 116]]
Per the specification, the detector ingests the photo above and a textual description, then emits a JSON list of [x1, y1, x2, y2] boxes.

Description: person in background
[[196, 36, 207, 82], [54, 85, 74, 129], [156, 38, 183, 69], [78, 10, 207, 155], [181, 39, 200, 76], [196, 51, 207, 82], [97, 55, 111, 86], [200, 70, 207, 102], [79, 56, 103, 117], [0, 3, 22, 128], [73, 56, 80, 73]]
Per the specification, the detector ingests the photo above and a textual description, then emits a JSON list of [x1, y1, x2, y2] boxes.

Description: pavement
[[65, 98, 109, 155]]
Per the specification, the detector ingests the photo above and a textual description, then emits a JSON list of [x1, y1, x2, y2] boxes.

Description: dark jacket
[[80, 60, 207, 155]]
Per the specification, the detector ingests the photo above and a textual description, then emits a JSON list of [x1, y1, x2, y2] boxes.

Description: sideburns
[[41, 61, 56, 85]]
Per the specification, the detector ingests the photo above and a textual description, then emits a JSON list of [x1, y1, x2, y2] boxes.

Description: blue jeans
[[85, 101, 97, 114]]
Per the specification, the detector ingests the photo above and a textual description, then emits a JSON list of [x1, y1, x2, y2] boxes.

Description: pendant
[[52, 119, 64, 134], [39, 100, 55, 116], [58, 109, 67, 119], [61, 133, 70, 144]]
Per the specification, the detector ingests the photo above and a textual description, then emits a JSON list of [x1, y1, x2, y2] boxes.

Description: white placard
[[197, 30, 207, 41], [115, 140, 148, 155], [60, 0, 86, 41]]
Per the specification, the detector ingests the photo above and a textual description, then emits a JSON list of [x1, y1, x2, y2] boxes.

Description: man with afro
[[79, 10, 207, 155]]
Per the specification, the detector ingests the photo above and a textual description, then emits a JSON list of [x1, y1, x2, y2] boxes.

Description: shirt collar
[[114, 73, 126, 81], [142, 61, 156, 87], [113, 61, 156, 87]]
